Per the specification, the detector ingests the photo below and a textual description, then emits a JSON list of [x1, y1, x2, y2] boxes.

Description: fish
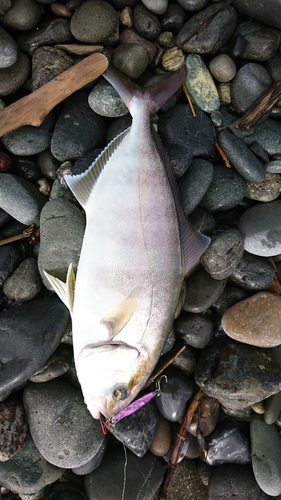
[[44, 63, 210, 421]]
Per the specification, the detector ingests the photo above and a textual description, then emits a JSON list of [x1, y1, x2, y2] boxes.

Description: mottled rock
[[205, 420, 251, 466], [31, 46, 73, 91], [185, 54, 220, 113], [0, 397, 28, 462], [201, 229, 244, 280], [3, 258, 42, 302], [230, 252, 275, 291], [245, 172, 281, 202], [184, 267, 227, 313], [88, 79, 129, 118], [70, 0, 117, 43]]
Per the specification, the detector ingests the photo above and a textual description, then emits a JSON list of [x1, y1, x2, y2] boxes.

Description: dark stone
[[29, 343, 73, 383], [0, 296, 70, 398], [228, 33, 246, 58], [231, 63, 272, 114], [233, 0, 281, 30], [0, 25, 18, 68], [211, 284, 248, 316], [208, 463, 260, 500], [188, 207, 216, 236], [234, 21, 281, 61], [0, 242, 23, 287], [36, 149, 60, 181], [70, 0, 118, 44], [178, 159, 213, 215], [112, 43, 149, 79], [205, 420, 251, 466], [18, 18, 73, 56], [0, 396, 28, 462], [0, 0, 43, 31], [0, 51, 30, 96], [153, 366, 193, 422], [266, 52, 281, 82], [229, 252, 275, 291], [201, 228, 244, 280], [171, 346, 196, 376], [161, 1, 186, 34], [11, 156, 41, 182], [88, 78, 129, 118], [72, 148, 103, 175], [133, 3, 161, 40], [174, 313, 213, 349], [184, 267, 227, 313], [31, 46, 73, 91]]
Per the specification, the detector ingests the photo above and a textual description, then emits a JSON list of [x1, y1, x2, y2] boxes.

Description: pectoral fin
[[100, 297, 137, 338], [43, 263, 75, 313]]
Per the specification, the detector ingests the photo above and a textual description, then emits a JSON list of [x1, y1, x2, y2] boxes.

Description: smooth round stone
[[161, 2, 186, 33], [149, 415, 171, 457], [88, 79, 129, 117], [157, 31, 174, 48], [184, 267, 227, 313], [24, 379, 105, 468], [171, 346, 196, 376], [177, 4, 237, 54], [18, 19, 73, 56], [211, 284, 248, 316], [218, 130, 265, 183], [266, 160, 281, 173], [36, 149, 60, 181], [0, 242, 23, 287], [233, 0, 281, 30], [195, 342, 281, 411], [0, 397, 28, 462], [0, 432, 64, 496], [178, 159, 213, 215], [201, 229, 244, 280], [243, 119, 281, 157], [266, 52, 281, 82], [174, 313, 213, 349], [112, 43, 149, 79], [184, 54, 220, 113], [199, 164, 247, 212], [234, 21, 281, 61], [264, 391, 281, 425], [70, 0, 117, 43], [31, 46, 73, 91], [0, 0, 43, 30], [108, 399, 158, 458], [29, 344, 73, 383], [0, 25, 18, 68], [141, 0, 168, 15], [230, 252, 275, 291], [158, 103, 216, 159], [119, 28, 157, 63], [208, 463, 260, 500], [153, 366, 193, 422], [238, 200, 281, 257], [228, 33, 247, 58], [251, 412, 281, 496], [205, 420, 251, 466], [245, 172, 281, 202], [0, 296, 69, 399], [133, 3, 161, 40], [38, 198, 85, 288], [51, 90, 106, 161], [231, 63, 272, 114], [177, 0, 208, 10], [0, 51, 30, 96], [0, 173, 46, 225], [72, 434, 108, 475], [3, 257, 42, 302], [209, 54, 236, 83], [84, 445, 164, 500], [222, 292, 281, 348], [189, 207, 216, 236]]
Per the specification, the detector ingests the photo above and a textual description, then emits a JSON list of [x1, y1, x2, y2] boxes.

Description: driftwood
[[0, 52, 109, 137]]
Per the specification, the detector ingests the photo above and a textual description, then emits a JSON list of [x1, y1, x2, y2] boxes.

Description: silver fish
[[45, 64, 210, 420]]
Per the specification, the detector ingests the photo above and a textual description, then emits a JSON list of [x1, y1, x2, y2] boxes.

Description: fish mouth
[[77, 341, 140, 362]]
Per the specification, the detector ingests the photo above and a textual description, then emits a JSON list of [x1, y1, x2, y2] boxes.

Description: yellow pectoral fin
[[101, 297, 138, 337], [43, 263, 75, 313]]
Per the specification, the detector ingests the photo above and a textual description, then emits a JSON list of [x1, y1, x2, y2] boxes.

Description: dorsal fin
[[151, 128, 210, 275], [64, 128, 130, 209]]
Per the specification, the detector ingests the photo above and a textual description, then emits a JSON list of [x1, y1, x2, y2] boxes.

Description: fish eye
[[112, 386, 128, 401]]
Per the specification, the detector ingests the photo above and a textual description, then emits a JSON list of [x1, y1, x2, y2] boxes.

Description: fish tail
[[102, 63, 187, 118]]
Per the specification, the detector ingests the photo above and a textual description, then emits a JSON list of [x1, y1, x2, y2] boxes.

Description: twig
[[0, 224, 35, 246], [215, 140, 232, 168], [182, 83, 196, 117]]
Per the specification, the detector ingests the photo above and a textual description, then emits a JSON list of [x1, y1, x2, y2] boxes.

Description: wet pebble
[[231, 63, 272, 114], [0, 0, 43, 31], [133, 3, 161, 40], [161, 2, 186, 33], [205, 420, 251, 466], [153, 366, 193, 422], [141, 0, 168, 15], [238, 200, 281, 257], [228, 32, 247, 58], [209, 54, 236, 83], [208, 463, 260, 500], [184, 267, 227, 313], [266, 52, 281, 82], [266, 159, 281, 173], [229, 252, 275, 291], [189, 207, 216, 236], [0, 25, 18, 68], [0, 397, 28, 462], [24, 379, 105, 468], [70, 0, 117, 43], [201, 229, 244, 280], [234, 21, 281, 61], [174, 313, 213, 349], [18, 18, 73, 56], [36, 149, 60, 181], [112, 43, 150, 79], [88, 79, 129, 119], [185, 54, 220, 113], [178, 159, 213, 215], [0, 51, 30, 96], [222, 292, 281, 348], [245, 172, 281, 202], [3, 257, 42, 302]]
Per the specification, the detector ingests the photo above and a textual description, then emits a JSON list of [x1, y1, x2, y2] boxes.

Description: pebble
[[208, 54, 236, 83], [51, 3, 72, 18], [211, 284, 248, 316], [245, 172, 281, 202], [174, 313, 213, 349], [171, 346, 196, 376], [264, 391, 281, 425], [228, 33, 247, 58], [176, 3, 237, 54], [24, 379, 105, 468], [112, 43, 150, 79], [51, 91, 106, 162], [157, 31, 174, 48], [232, 0, 281, 30], [166, 143, 192, 177], [153, 366, 193, 422], [229, 252, 275, 291], [0, 397, 28, 462], [12, 156, 41, 182], [84, 445, 164, 500], [205, 420, 251, 466], [218, 83, 231, 105], [70, 0, 117, 43], [0, 25, 18, 68], [230, 63, 272, 114], [0, 0, 43, 31], [149, 415, 171, 457], [0, 51, 30, 96], [30, 46, 73, 91], [0, 242, 23, 287], [0, 296, 69, 399], [36, 149, 60, 181], [3, 257, 42, 302], [218, 130, 266, 183], [208, 463, 260, 500], [72, 435, 109, 475], [184, 267, 227, 313], [250, 412, 281, 496], [162, 46, 185, 72], [238, 200, 281, 257], [266, 52, 281, 82], [199, 164, 247, 212], [243, 119, 281, 157], [161, 2, 186, 33], [222, 292, 281, 348], [120, 6, 133, 27], [29, 343, 73, 383], [89, 79, 129, 118], [141, 0, 168, 15], [234, 21, 281, 61], [266, 160, 281, 173], [201, 229, 244, 280], [178, 159, 214, 215], [119, 28, 157, 63], [184, 54, 220, 113], [0, 173, 47, 225], [195, 342, 281, 412], [38, 198, 85, 288], [18, 18, 74, 56], [189, 207, 216, 236], [133, 3, 161, 40], [177, 0, 208, 10]]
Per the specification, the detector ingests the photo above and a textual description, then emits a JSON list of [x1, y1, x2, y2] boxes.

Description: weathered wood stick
[[0, 52, 109, 137], [235, 79, 281, 130]]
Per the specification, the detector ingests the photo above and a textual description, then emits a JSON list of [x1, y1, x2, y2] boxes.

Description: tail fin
[[102, 63, 187, 118]]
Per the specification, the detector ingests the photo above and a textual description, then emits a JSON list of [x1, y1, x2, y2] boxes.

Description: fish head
[[76, 343, 149, 420]]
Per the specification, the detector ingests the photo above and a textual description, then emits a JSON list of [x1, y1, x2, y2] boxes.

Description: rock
[[184, 54, 220, 113], [266, 160, 281, 173], [189, 207, 216, 236], [205, 420, 251, 466], [119, 28, 157, 63], [177, 0, 208, 10], [0, 51, 30, 96], [237, 200, 281, 257], [24, 379, 105, 468], [178, 159, 213, 216], [0, 0, 43, 30], [133, 3, 161, 40], [166, 143, 192, 178], [30, 46, 73, 91], [3, 257, 42, 302], [149, 415, 171, 457], [51, 90, 106, 162], [211, 284, 248, 316], [264, 391, 281, 425], [218, 130, 266, 183], [201, 229, 244, 280], [0, 396, 28, 462], [18, 18, 73, 56], [0, 296, 69, 398], [36, 149, 60, 181], [112, 43, 149, 79], [230, 252, 275, 291], [0, 242, 23, 287], [141, 0, 168, 15], [222, 292, 281, 348], [230, 63, 272, 114], [243, 119, 281, 157], [266, 52, 281, 82], [38, 198, 85, 288], [0, 25, 18, 68], [161, 2, 186, 33], [70, 0, 117, 43], [250, 412, 281, 496], [234, 21, 281, 61], [162, 46, 185, 72], [29, 343, 73, 383], [208, 463, 260, 500], [153, 366, 193, 421], [88, 79, 129, 118], [0, 173, 47, 225], [228, 33, 247, 58], [174, 313, 213, 349], [195, 342, 281, 411], [245, 172, 281, 202], [71, 435, 109, 475], [184, 267, 227, 313], [209, 54, 236, 82], [171, 346, 196, 376], [233, 0, 281, 30]]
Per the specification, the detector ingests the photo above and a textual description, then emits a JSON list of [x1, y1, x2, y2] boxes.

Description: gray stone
[[231, 63, 272, 114], [112, 43, 150, 79], [88, 79, 129, 118], [245, 172, 281, 202], [0, 25, 18, 68], [201, 229, 244, 280], [133, 2, 161, 40], [70, 0, 117, 43], [18, 18, 73, 56], [206, 420, 251, 466], [209, 54, 236, 83], [234, 21, 281, 61], [264, 391, 281, 425], [0, 173, 47, 225], [266, 52, 281, 82], [0, 242, 23, 287], [38, 198, 85, 288], [208, 463, 260, 500], [0, 51, 30, 96], [154, 366, 193, 422], [211, 284, 248, 316], [184, 267, 227, 313], [119, 27, 157, 63], [0, 0, 43, 30], [233, 0, 281, 30], [141, 0, 168, 15], [177, 0, 208, 10], [174, 313, 213, 349], [24, 379, 105, 469], [243, 119, 281, 156], [189, 207, 216, 236], [161, 2, 186, 33], [171, 345, 196, 376], [3, 257, 42, 302], [29, 343, 73, 383], [178, 159, 213, 215]]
